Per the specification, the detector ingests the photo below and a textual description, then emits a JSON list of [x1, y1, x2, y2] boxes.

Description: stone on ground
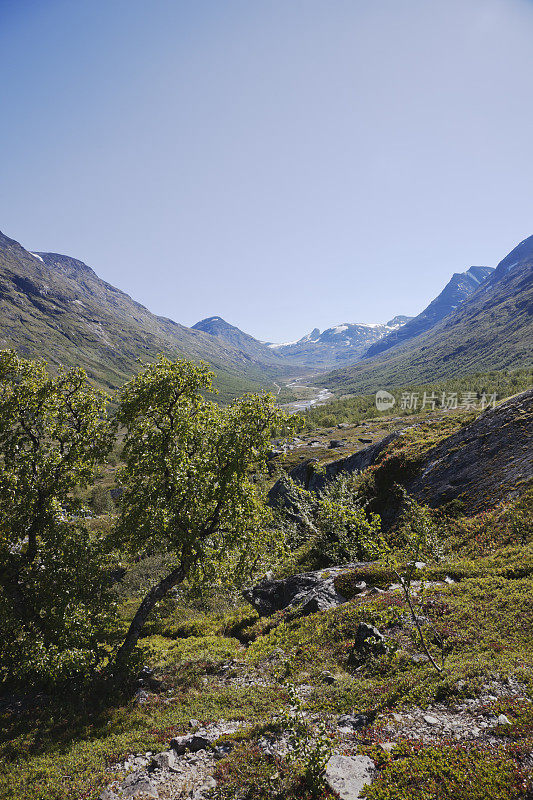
[[325, 754, 375, 800]]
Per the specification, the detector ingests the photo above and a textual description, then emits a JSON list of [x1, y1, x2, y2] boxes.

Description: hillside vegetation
[[0, 232, 295, 401], [1, 371, 531, 800]]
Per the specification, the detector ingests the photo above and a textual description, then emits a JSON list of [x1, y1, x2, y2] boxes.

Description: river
[[280, 377, 334, 414]]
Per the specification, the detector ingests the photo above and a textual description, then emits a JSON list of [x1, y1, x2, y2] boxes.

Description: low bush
[[363, 741, 529, 800]]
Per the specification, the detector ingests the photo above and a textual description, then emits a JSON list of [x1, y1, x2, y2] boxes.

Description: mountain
[[363, 266, 494, 359], [266, 317, 412, 369], [0, 231, 294, 400], [318, 235, 533, 394], [192, 316, 291, 366]]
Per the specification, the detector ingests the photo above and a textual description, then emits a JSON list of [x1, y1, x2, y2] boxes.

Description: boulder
[[348, 623, 386, 665], [169, 733, 211, 755], [243, 563, 371, 617], [287, 580, 346, 616], [121, 770, 159, 799], [337, 712, 376, 730], [325, 754, 375, 799], [190, 777, 217, 799], [353, 623, 386, 651], [138, 666, 162, 691], [133, 689, 149, 705], [150, 749, 180, 771]]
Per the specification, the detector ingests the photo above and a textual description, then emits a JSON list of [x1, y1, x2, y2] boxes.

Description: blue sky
[[1, 0, 533, 341]]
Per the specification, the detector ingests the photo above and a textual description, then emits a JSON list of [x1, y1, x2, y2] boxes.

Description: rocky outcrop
[[405, 387, 533, 512], [268, 432, 400, 509], [243, 563, 371, 617], [100, 720, 240, 800], [269, 388, 532, 517]]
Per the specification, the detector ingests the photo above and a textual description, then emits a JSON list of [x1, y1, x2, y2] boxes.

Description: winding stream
[[280, 377, 334, 414]]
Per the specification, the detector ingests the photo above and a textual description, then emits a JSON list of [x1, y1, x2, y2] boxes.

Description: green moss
[[0, 682, 286, 800], [334, 566, 398, 596], [212, 741, 336, 800], [362, 742, 528, 800]]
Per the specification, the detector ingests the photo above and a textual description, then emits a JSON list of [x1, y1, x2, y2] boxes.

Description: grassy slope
[[0, 232, 296, 402], [1, 406, 532, 800]]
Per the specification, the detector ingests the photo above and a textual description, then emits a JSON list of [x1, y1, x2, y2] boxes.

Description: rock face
[[325, 754, 375, 799], [243, 563, 370, 617], [268, 432, 400, 509], [405, 387, 533, 512]]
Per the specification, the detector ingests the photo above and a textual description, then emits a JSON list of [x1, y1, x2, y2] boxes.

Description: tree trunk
[[110, 563, 186, 673]]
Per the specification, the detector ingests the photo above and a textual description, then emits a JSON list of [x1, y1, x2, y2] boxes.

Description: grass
[[0, 664, 287, 800]]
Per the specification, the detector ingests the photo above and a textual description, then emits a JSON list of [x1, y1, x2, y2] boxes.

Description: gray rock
[[150, 749, 180, 771], [213, 743, 234, 759], [337, 712, 375, 730], [169, 734, 211, 755], [348, 623, 386, 664], [138, 666, 162, 691], [121, 770, 159, 798], [243, 563, 371, 617], [325, 754, 375, 799], [191, 777, 217, 799], [423, 715, 440, 726], [497, 714, 511, 725], [133, 689, 149, 705], [288, 579, 346, 617]]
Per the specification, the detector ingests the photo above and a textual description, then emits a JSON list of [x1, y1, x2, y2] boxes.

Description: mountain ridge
[[363, 265, 494, 359], [317, 236, 533, 394], [0, 231, 295, 400], [192, 316, 291, 366], [264, 317, 412, 368]]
